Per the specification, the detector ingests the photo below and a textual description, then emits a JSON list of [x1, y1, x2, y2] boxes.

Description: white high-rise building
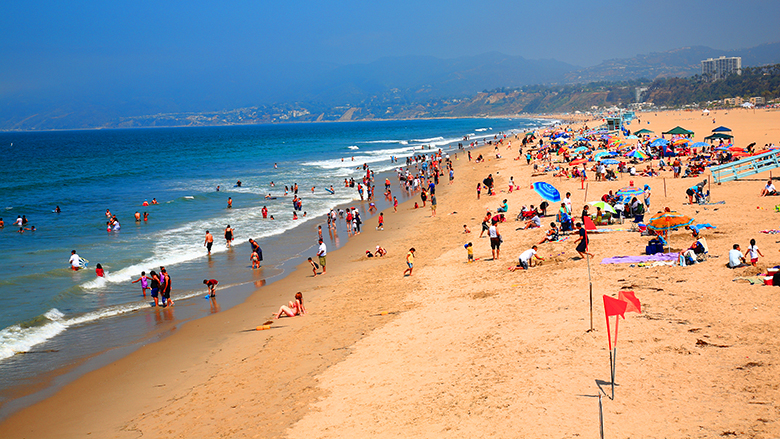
[[701, 56, 742, 81]]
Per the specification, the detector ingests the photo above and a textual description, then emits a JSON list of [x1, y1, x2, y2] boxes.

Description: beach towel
[[692, 223, 716, 232], [600, 253, 679, 265], [760, 229, 780, 234]]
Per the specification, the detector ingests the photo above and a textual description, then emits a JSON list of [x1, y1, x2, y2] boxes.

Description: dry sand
[[2, 108, 780, 438]]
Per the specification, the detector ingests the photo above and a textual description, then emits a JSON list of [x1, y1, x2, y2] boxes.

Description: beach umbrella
[[602, 159, 619, 165], [712, 126, 732, 132], [691, 142, 708, 148], [573, 146, 589, 153], [728, 146, 744, 152], [650, 139, 669, 147], [625, 150, 649, 160], [647, 211, 693, 233], [626, 135, 639, 140], [616, 186, 643, 203], [672, 138, 690, 146], [575, 136, 589, 142], [589, 201, 616, 214], [533, 182, 561, 203], [571, 158, 588, 166]]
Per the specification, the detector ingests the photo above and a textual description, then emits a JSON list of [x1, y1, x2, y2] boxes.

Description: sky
[[1, 0, 779, 115]]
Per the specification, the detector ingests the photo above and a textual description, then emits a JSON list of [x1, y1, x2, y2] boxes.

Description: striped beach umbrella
[[616, 186, 644, 203], [647, 211, 693, 233]]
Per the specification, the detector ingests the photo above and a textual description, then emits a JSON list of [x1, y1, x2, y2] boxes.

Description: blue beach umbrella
[[602, 159, 619, 165], [691, 142, 708, 148], [533, 182, 561, 203], [650, 139, 669, 147], [573, 146, 589, 153]]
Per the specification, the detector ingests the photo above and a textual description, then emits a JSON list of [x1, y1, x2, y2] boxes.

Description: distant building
[[750, 96, 766, 106], [635, 87, 648, 102], [701, 56, 742, 81], [724, 97, 744, 107]]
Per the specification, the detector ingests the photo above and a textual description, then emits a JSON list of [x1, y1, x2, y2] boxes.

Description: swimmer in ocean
[[151, 198, 158, 204], [227, 197, 233, 209], [135, 211, 141, 221]]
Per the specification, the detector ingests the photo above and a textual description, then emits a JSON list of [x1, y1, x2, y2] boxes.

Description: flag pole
[[611, 347, 617, 400], [598, 393, 605, 439], [587, 253, 593, 332]]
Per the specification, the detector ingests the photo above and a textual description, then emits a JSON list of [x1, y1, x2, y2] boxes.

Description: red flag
[[618, 291, 641, 314], [603, 295, 627, 318]]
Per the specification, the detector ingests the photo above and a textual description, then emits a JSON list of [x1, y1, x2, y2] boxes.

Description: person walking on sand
[[574, 222, 594, 259], [488, 219, 501, 260], [746, 238, 764, 266], [317, 239, 327, 274], [403, 248, 416, 276], [204, 230, 214, 255], [224, 225, 234, 248], [203, 279, 218, 298]]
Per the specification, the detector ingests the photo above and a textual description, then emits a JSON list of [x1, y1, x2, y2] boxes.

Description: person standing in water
[[227, 197, 233, 209], [204, 230, 214, 254], [224, 225, 234, 248]]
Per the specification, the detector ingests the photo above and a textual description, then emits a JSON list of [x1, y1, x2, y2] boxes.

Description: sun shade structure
[[662, 126, 694, 136], [705, 133, 734, 141], [633, 128, 654, 135], [712, 126, 732, 132]]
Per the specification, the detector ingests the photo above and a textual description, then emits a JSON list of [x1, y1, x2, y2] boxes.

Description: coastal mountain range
[[2, 42, 779, 130]]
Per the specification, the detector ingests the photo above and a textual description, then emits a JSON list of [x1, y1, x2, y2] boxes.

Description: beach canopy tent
[[663, 126, 694, 136], [712, 126, 732, 132], [634, 129, 654, 135], [705, 133, 734, 141]]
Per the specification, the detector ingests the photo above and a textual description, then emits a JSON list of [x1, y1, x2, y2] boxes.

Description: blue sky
[[1, 0, 778, 112]]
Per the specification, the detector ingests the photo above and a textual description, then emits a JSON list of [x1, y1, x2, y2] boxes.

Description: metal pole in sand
[[587, 253, 593, 332], [584, 182, 589, 203], [611, 347, 617, 400], [663, 178, 667, 199], [598, 393, 605, 439]]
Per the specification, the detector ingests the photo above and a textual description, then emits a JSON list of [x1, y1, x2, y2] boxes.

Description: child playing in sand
[[465, 242, 474, 262], [275, 292, 306, 319], [747, 238, 764, 266], [307, 257, 319, 276], [463, 224, 471, 233]]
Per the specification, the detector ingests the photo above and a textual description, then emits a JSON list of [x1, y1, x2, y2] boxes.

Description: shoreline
[[4, 108, 780, 437], [0, 136, 497, 437]]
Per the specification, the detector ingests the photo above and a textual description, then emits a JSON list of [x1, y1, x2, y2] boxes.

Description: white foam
[[475, 128, 488, 132], [411, 136, 444, 143], [347, 145, 359, 150]]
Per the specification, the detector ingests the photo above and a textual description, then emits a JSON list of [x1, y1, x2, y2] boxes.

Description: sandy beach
[[2, 108, 780, 438]]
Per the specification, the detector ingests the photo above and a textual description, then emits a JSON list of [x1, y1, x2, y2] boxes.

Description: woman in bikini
[[275, 292, 306, 319]]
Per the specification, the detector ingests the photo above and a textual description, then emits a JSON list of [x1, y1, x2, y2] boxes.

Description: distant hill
[[2, 42, 780, 130], [565, 42, 780, 83]]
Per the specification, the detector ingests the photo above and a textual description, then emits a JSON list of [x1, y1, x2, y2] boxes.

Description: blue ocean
[[0, 117, 546, 414]]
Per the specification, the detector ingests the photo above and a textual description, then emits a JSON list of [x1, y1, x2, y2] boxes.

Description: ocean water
[[0, 117, 546, 413]]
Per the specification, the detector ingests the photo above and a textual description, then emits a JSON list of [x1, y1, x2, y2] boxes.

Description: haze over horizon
[[2, 0, 779, 123]]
